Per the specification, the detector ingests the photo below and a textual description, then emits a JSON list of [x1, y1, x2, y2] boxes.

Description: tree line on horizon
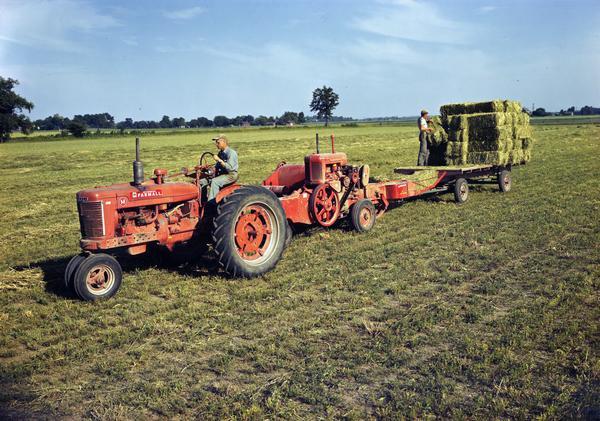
[[33, 112, 314, 132], [2, 75, 599, 142]]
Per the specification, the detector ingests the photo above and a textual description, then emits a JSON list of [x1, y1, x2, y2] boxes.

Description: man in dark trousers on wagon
[[200, 134, 239, 201], [417, 109, 433, 166]]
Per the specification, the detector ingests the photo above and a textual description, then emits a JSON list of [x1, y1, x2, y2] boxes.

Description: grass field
[[0, 124, 599, 419]]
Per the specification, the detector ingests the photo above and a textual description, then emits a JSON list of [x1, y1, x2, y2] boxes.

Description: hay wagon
[[392, 164, 516, 204]]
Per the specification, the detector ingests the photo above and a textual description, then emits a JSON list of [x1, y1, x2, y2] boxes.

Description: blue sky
[[1, 0, 599, 120]]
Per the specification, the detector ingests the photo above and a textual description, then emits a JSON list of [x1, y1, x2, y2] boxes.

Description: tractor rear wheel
[[454, 178, 469, 204], [64, 253, 86, 290], [212, 185, 287, 277], [350, 199, 376, 233], [498, 169, 512, 192], [73, 253, 123, 301]]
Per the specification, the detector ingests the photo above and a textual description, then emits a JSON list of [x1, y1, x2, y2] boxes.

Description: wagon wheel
[[453, 178, 469, 204], [498, 169, 512, 192], [309, 184, 340, 227], [350, 199, 376, 233]]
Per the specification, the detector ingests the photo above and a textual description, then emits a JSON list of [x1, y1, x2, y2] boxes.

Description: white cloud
[[352, 0, 473, 44], [163, 6, 204, 20], [123, 37, 139, 47], [479, 6, 497, 13], [0, 0, 119, 54], [155, 38, 205, 53], [347, 39, 421, 64]]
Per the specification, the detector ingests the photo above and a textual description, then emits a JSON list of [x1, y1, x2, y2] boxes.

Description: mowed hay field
[[0, 124, 599, 419]]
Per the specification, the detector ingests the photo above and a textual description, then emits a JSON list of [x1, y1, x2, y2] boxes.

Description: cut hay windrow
[[427, 99, 533, 166]]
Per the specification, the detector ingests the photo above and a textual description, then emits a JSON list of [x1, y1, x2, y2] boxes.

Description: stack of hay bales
[[438, 100, 533, 166]]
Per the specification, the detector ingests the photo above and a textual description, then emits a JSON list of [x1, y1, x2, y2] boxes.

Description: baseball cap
[[212, 134, 228, 142]]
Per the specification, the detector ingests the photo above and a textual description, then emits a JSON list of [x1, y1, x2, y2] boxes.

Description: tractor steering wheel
[[199, 151, 214, 167]]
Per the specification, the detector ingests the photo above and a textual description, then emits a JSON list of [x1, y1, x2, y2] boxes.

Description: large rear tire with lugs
[[212, 185, 287, 277]]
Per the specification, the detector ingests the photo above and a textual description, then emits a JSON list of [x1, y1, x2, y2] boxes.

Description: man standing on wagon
[[417, 109, 433, 166]]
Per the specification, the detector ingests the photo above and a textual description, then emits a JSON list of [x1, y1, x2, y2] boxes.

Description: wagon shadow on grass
[[15, 246, 220, 300]]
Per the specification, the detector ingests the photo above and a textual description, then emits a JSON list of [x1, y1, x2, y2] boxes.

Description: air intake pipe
[[133, 137, 144, 186]]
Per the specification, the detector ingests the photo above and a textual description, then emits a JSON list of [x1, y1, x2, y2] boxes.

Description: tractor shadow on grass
[[14, 245, 220, 299]]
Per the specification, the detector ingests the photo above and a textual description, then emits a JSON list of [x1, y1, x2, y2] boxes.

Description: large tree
[[310, 86, 339, 127], [0, 77, 34, 142]]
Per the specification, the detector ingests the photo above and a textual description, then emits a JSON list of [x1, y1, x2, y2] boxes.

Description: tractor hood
[[77, 180, 198, 209]]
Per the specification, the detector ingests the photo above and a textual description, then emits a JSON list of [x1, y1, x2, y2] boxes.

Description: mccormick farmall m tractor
[[65, 136, 377, 301], [66, 135, 512, 301]]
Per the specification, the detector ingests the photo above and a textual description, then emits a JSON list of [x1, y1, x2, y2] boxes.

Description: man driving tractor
[[200, 134, 239, 201]]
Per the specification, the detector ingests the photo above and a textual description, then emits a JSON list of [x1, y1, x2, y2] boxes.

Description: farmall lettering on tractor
[[67, 135, 514, 300]]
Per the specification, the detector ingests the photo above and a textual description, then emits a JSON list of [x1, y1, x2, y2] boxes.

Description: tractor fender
[[215, 183, 242, 204]]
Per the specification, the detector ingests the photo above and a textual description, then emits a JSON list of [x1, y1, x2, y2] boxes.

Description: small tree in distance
[[310, 86, 339, 127], [67, 121, 87, 138]]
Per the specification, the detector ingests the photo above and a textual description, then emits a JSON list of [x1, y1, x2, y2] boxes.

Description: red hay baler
[[66, 136, 514, 301]]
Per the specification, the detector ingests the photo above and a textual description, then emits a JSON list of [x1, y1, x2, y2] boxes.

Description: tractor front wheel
[[72, 253, 123, 301], [212, 186, 287, 277], [350, 199, 376, 233], [64, 253, 87, 290]]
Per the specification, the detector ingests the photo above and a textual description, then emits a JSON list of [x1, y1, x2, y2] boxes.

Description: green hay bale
[[504, 100, 523, 113], [427, 116, 448, 146], [448, 129, 468, 142], [467, 151, 510, 165], [424, 116, 449, 165], [399, 169, 439, 184], [468, 126, 513, 146], [440, 100, 507, 117], [444, 156, 468, 166], [508, 149, 524, 164], [446, 141, 467, 156], [446, 115, 469, 130], [513, 126, 533, 139], [513, 112, 530, 125], [440, 99, 523, 117], [467, 112, 516, 129], [468, 138, 513, 153]]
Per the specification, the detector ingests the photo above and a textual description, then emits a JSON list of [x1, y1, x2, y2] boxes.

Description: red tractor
[[66, 136, 514, 301]]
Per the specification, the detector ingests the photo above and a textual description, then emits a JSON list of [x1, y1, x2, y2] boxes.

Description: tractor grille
[[78, 201, 105, 238]]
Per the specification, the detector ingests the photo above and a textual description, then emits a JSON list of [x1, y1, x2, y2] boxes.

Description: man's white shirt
[[419, 117, 428, 129]]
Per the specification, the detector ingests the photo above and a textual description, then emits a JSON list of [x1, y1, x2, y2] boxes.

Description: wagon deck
[[373, 163, 519, 204]]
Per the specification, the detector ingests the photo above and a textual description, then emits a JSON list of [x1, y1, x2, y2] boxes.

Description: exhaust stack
[[133, 137, 144, 186]]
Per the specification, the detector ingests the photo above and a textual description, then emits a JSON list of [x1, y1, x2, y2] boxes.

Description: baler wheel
[[350, 199, 376, 233], [72, 253, 123, 301], [212, 186, 287, 277], [64, 253, 86, 290], [498, 170, 512, 192], [454, 178, 469, 204], [309, 184, 340, 227]]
